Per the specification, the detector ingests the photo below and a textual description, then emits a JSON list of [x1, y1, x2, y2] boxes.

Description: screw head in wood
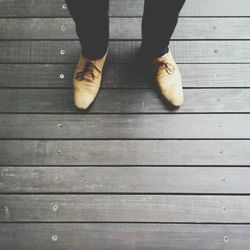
[[62, 4, 67, 9], [60, 25, 66, 32], [53, 204, 59, 212], [220, 177, 225, 182], [60, 49, 65, 55], [51, 235, 58, 241]]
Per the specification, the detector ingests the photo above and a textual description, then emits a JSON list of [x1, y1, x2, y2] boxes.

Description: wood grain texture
[[0, 89, 249, 113], [1, 166, 250, 194], [0, 140, 250, 166], [1, 64, 250, 88], [0, 223, 249, 250], [0, 0, 249, 17], [1, 0, 250, 248], [0, 114, 250, 139], [1, 194, 250, 222], [1, 18, 250, 40], [1, 41, 249, 63]]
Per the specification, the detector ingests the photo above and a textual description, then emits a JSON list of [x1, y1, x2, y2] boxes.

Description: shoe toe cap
[[74, 93, 95, 110], [162, 90, 184, 107]]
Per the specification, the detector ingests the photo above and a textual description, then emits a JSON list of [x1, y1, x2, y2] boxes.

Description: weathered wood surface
[[1, 41, 250, 63], [2, 18, 250, 40], [0, 89, 249, 113], [1, 195, 250, 222], [0, 140, 250, 166], [1, 223, 249, 250], [1, 0, 250, 249], [1, 64, 250, 88], [0, 114, 250, 139], [0, 0, 249, 17], [0, 166, 250, 194]]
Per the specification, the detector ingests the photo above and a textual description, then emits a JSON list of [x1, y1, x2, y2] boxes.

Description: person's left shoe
[[150, 49, 184, 107], [73, 51, 108, 110]]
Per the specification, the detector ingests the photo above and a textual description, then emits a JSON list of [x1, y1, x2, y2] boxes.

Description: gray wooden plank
[[1, 64, 250, 88], [0, 41, 249, 63], [0, 114, 250, 139], [1, 194, 250, 222], [0, 0, 249, 17], [0, 89, 249, 113], [1, 166, 250, 194], [0, 223, 248, 250], [1, 18, 250, 40], [0, 140, 249, 165], [110, 0, 250, 17], [0, 0, 68, 17]]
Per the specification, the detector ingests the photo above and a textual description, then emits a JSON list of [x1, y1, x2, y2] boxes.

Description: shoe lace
[[75, 59, 101, 81], [155, 61, 175, 75]]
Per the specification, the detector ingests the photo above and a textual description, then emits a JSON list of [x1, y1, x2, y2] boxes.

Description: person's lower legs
[[66, 0, 186, 109], [65, 0, 109, 60], [141, 0, 186, 59]]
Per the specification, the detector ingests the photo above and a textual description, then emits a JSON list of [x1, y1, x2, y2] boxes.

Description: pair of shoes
[[72, 49, 183, 110]]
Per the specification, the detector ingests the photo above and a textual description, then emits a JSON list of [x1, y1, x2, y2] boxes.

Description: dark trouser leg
[[65, 0, 109, 60], [141, 0, 186, 59]]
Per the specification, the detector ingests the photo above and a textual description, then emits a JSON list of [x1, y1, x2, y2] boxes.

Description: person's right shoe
[[73, 51, 108, 110]]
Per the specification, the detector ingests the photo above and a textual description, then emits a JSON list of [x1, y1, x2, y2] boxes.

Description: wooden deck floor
[[1, 0, 250, 249]]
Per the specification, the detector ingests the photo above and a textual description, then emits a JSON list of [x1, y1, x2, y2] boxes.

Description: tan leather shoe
[[151, 49, 184, 107], [73, 51, 108, 110]]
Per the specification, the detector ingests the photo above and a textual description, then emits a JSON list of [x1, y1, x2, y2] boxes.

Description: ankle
[[81, 49, 108, 61]]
